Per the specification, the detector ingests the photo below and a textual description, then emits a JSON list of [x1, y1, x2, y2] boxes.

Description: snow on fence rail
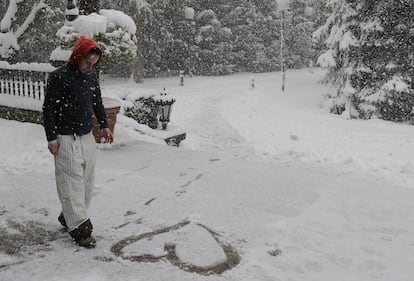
[[0, 62, 55, 100]]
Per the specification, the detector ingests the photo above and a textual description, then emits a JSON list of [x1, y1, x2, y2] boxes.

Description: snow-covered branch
[[15, 1, 49, 37], [0, 0, 49, 59], [0, 0, 24, 32]]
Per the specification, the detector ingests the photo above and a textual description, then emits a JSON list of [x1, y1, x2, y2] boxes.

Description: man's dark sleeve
[[92, 79, 109, 129], [42, 72, 61, 142]]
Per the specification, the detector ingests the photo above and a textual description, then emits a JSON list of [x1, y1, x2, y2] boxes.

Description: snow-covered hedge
[[124, 96, 159, 129], [52, 9, 137, 65]]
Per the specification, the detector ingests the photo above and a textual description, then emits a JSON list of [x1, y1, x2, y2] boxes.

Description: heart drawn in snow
[[111, 219, 240, 275]]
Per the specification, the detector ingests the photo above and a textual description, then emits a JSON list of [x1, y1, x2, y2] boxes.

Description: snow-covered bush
[[123, 97, 159, 129], [52, 9, 137, 66]]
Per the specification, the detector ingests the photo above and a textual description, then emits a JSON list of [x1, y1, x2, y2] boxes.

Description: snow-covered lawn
[[1, 68, 414, 281]]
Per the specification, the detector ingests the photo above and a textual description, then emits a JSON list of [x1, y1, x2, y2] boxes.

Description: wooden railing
[[0, 62, 55, 100], [0, 69, 49, 99]]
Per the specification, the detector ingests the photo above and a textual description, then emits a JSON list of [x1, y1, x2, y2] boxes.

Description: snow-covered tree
[[1, 0, 331, 77], [284, 0, 318, 68], [315, 0, 414, 122], [100, 0, 326, 77], [224, 1, 273, 73], [152, 0, 195, 73], [101, 0, 151, 81], [0, 0, 51, 60], [307, 0, 332, 28], [51, 5, 138, 74], [193, 8, 233, 75]]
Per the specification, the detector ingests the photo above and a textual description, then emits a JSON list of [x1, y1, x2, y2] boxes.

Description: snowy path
[[139, 69, 414, 187], [102, 74, 258, 159], [176, 87, 258, 159]]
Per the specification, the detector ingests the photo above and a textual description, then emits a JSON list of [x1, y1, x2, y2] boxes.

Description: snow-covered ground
[[1, 68, 414, 281]]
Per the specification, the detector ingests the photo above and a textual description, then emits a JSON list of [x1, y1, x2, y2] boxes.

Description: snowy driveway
[[2, 69, 414, 280], [1, 134, 414, 281]]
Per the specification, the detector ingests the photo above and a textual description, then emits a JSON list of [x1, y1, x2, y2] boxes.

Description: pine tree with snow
[[193, 8, 233, 75], [315, 0, 414, 122], [224, 0, 270, 73], [101, 0, 325, 77], [284, 0, 319, 68]]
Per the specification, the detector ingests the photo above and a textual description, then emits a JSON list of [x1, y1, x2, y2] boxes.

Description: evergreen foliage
[[104, 0, 326, 76], [79, 0, 100, 15], [315, 0, 414, 122], [0, 0, 328, 77]]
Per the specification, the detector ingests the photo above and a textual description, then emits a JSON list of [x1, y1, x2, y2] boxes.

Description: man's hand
[[48, 143, 59, 155], [101, 128, 114, 144]]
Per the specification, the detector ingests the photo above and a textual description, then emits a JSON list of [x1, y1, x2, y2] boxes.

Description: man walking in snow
[[43, 36, 113, 248]]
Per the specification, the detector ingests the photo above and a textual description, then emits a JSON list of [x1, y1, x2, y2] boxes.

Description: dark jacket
[[42, 62, 108, 142]]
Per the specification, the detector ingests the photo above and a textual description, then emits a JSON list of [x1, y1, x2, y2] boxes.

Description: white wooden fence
[[0, 62, 55, 100]]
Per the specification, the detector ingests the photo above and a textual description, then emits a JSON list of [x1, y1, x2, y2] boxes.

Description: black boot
[[58, 212, 67, 229], [69, 219, 96, 248]]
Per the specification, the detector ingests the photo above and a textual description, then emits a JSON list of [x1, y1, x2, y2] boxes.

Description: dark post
[[180, 71, 184, 86], [133, 10, 144, 83], [281, 9, 286, 92]]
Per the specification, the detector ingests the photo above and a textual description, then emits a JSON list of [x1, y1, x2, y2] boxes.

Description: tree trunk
[[78, 0, 99, 15], [133, 50, 144, 83], [132, 11, 144, 83]]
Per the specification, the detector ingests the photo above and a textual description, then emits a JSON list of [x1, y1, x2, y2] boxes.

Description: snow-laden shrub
[[52, 9, 137, 65], [376, 77, 414, 122], [123, 97, 159, 129]]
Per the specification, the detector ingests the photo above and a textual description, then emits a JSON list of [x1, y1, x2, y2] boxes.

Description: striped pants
[[54, 133, 96, 231]]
